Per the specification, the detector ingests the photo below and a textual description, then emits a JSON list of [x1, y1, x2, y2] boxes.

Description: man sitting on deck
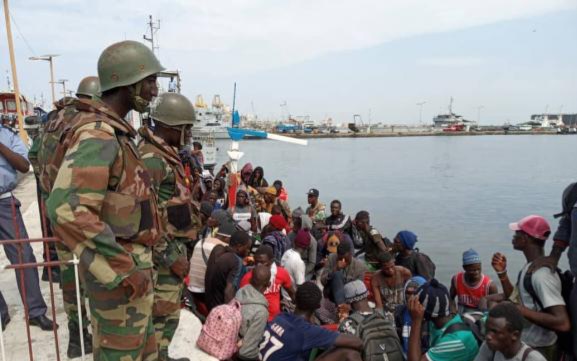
[[320, 242, 368, 321]]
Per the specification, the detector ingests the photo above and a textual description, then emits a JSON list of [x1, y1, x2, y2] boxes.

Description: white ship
[[193, 94, 231, 139]]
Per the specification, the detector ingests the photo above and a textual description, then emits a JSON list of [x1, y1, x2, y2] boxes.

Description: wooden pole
[[2, 0, 28, 144]]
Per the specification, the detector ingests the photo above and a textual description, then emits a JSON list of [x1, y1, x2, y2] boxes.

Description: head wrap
[[462, 248, 481, 266], [216, 218, 236, 237], [269, 215, 287, 230], [403, 276, 427, 302], [344, 280, 368, 304], [294, 230, 311, 249], [211, 209, 230, 225], [396, 230, 418, 250], [417, 279, 451, 321]]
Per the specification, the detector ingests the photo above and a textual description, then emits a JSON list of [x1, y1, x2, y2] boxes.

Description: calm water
[[215, 134, 573, 285]]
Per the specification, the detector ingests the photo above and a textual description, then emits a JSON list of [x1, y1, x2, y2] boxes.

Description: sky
[[0, 0, 576, 125]]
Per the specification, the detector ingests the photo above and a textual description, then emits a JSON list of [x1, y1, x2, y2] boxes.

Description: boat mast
[[143, 15, 160, 55], [231, 82, 237, 127]]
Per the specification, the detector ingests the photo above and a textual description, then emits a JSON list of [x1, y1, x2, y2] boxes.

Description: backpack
[[413, 250, 436, 280], [518, 267, 574, 357], [442, 314, 485, 346], [196, 299, 243, 360], [349, 312, 404, 361]]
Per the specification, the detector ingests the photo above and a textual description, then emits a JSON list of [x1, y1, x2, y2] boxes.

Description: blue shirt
[[0, 126, 28, 194], [259, 313, 339, 361]]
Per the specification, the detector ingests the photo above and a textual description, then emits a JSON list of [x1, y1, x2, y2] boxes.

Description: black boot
[[67, 322, 93, 359], [41, 267, 60, 284]]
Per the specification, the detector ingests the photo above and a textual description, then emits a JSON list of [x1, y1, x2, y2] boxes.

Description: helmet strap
[[130, 81, 150, 113]]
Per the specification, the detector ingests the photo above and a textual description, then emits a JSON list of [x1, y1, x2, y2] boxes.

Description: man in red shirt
[[240, 245, 296, 321]]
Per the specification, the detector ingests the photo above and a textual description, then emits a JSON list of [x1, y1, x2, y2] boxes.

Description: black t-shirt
[[204, 245, 242, 311]]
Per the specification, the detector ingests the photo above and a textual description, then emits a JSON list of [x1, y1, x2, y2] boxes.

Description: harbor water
[[215, 134, 573, 285]]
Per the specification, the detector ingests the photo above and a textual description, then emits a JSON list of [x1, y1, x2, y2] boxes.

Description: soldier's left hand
[[170, 256, 190, 279]]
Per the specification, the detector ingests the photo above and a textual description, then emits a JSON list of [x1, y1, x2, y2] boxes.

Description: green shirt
[[426, 315, 479, 361]]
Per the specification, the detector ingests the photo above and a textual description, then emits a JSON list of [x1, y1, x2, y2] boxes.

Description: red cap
[[269, 215, 288, 231], [509, 215, 551, 241]]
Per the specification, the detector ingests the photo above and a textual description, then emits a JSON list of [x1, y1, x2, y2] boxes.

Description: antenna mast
[[143, 15, 160, 55]]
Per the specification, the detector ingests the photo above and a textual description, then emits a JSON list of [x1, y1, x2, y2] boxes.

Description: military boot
[[67, 321, 93, 359]]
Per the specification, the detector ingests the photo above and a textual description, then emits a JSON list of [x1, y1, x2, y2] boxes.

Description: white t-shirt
[[187, 236, 226, 293], [517, 262, 565, 347], [474, 342, 546, 361], [281, 249, 305, 300]]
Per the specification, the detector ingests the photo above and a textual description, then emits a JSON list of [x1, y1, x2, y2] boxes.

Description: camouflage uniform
[[46, 99, 161, 361], [138, 125, 199, 360], [29, 98, 92, 334]]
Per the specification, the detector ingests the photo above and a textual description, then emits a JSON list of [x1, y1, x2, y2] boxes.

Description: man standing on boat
[[138, 92, 200, 361], [47, 40, 164, 361], [306, 188, 326, 228]]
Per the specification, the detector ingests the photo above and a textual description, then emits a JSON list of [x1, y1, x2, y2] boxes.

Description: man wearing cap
[[393, 230, 435, 280], [349, 211, 392, 270], [289, 211, 318, 280], [263, 214, 291, 263], [281, 230, 309, 294], [450, 249, 497, 314], [490, 215, 570, 361], [407, 279, 479, 361], [321, 242, 368, 320], [306, 188, 326, 225], [260, 186, 291, 222]]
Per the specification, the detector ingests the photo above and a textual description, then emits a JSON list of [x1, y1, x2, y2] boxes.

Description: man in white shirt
[[281, 229, 309, 303], [475, 302, 546, 361], [491, 215, 570, 361], [187, 218, 235, 312]]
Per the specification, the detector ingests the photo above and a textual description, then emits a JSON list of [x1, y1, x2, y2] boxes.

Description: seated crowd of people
[[184, 162, 575, 361]]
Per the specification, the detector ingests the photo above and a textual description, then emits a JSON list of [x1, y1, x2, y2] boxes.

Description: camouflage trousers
[[55, 243, 89, 328], [85, 268, 157, 361], [153, 265, 184, 361]]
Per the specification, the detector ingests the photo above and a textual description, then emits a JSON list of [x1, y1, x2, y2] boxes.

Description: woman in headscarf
[[212, 177, 227, 209], [248, 166, 268, 188], [231, 189, 257, 231]]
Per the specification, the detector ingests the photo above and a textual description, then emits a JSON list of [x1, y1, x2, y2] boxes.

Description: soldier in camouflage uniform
[[46, 40, 164, 361], [28, 77, 101, 358], [138, 93, 200, 361]]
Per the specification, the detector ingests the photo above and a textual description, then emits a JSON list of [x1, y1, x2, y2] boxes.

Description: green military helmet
[[98, 40, 165, 92], [150, 92, 196, 126], [76, 76, 101, 98]]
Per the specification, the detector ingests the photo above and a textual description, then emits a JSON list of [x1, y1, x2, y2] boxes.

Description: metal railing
[[0, 197, 86, 361]]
